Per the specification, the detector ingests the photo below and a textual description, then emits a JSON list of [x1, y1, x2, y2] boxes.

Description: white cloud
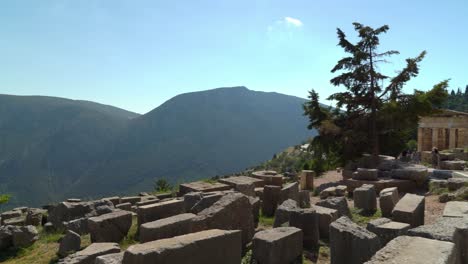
[[284, 17, 303, 27]]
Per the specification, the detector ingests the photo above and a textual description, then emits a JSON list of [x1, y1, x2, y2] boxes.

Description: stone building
[[417, 109, 468, 151]]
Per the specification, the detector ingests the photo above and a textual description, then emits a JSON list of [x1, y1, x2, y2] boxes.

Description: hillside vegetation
[[0, 87, 313, 208]]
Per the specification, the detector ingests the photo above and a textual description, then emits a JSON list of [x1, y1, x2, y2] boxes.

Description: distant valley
[[0, 87, 314, 208]]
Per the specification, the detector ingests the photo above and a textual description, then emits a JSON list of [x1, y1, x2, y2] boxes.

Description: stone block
[[115, 203, 132, 211], [122, 229, 241, 264], [219, 175, 264, 189], [88, 210, 132, 243], [58, 230, 81, 257], [320, 187, 336, 199], [364, 236, 456, 264], [249, 197, 260, 227], [58, 243, 120, 264], [316, 196, 351, 218], [392, 193, 425, 227], [300, 170, 315, 190], [273, 199, 298, 227], [95, 252, 124, 264], [379, 187, 399, 217], [65, 217, 89, 235], [289, 208, 319, 250], [353, 168, 378, 181], [314, 205, 339, 239], [179, 181, 232, 195], [252, 227, 303, 264], [353, 184, 377, 212], [252, 171, 283, 186], [262, 185, 281, 217], [443, 201, 468, 218], [119, 197, 141, 205], [192, 192, 254, 246], [280, 182, 299, 203], [102, 197, 120, 206], [391, 168, 428, 185], [448, 178, 468, 191], [137, 199, 185, 226], [12, 225, 38, 248], [433, 170, 453, 179], [139, 213, 196, 243], [335, 185, 347, 196], [330, 216, 381, 264], [367, 219, 410, 246], [298, 190, 311, 208]]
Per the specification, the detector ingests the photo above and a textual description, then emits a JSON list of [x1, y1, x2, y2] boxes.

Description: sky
[[1, 0, 467, 114]]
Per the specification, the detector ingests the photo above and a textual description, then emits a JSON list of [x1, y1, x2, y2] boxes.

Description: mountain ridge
[[0, 87, 315, 208]]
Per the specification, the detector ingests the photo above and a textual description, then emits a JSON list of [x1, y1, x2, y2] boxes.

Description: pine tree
[[327, 23, 426, 164]]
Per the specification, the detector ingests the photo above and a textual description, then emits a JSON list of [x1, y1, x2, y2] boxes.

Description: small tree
[[154, 179, 172, 193]]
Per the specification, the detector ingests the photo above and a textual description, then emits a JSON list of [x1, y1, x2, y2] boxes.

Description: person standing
[[431, 147, 440, 168]]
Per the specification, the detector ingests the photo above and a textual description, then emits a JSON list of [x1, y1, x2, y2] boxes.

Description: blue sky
[[1, 0, 467, 114]]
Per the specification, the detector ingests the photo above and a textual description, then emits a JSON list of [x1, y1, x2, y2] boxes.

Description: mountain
[[0, 87, 314, 208]]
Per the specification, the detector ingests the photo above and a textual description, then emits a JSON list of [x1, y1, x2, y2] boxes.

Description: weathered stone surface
[[448, 178, 468, 191], [189, 192, 223, 214], [345, 177, 418, 193], [115, 203, 131, 211], [433, 170, 453, 180], [88, 210, 132, 243], [0, 225, 15, 250], [249, 197, 260, 227], [367, 219, 410, 246], [289, 208, 319, 250], [12, 225, 39, 248], [354, 184, 377, 212], [262, 185, 281, 217], [137, 199, 185, 226], [273, 199, 298, 227], [316, 197, 351, 218], [139, 213, 196, 243], [13, 206, 28, 213], [179, 181, 231, 195], [58, 243, 120, 264], [443, 201, 468, 218], [44, 222, 55, 233], [314, 205, 339, 239], [320, 187, 336, 199], [330, 216, 381, 264], [364, 236, 456, 264], [119, 197, 141, 205], [300, 170, 315, 190], [391, 168, 428, 185], [0, 210, 22, 225], [252, 227, 303, 264], [58, 230, 81, 257], [49, 200, 114, 229], [353, 168, 378, 181], [102, 197, 120, 206], [392, 193, 425, 227], [298, 190, 311, 208], [192, 193, 254, 246], [3, 216, 25, 226], [252, 170, 283, 186], [123, 229, 241, 264], [408, 216, 467, 241], [219, 175, 264, 193], [25, 208, 45, 226], [67, 199, 82, 203], [335, 185, 347, 196], [65, 217, 89, 235], [440, 160, 466, 171], [95, 252, 124, 264], [135, 198, 160, 207], [379, 187, 399, 217], [220, 175, 265, 187], [280, 182, 299, 203], [183, 192, 203, 212]]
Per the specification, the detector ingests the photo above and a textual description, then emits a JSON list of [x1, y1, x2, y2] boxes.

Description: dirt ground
[[312, 170, 445, 224], [306, 170, 446, 264]]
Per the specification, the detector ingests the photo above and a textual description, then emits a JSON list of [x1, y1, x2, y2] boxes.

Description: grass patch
[[428, 182, 450, 195], [201, 178, 218, 184], [0, 227, 63, 264], [350, 208, 382, 226], [120, 216, 139, 250], [258, 210, 275, 227]]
